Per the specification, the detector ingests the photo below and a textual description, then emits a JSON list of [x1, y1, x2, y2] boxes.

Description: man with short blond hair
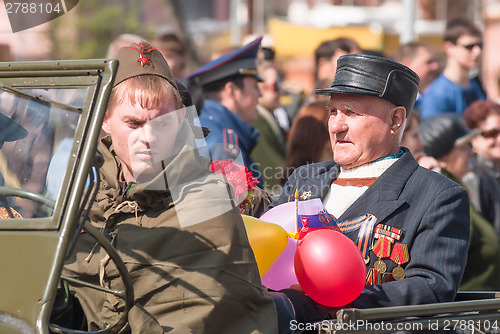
[[64, 41, 278, 333]]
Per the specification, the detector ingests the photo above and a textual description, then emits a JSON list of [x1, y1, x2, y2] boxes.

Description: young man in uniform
[[63, 41, 278, 333], [186, 37, 263, 186]]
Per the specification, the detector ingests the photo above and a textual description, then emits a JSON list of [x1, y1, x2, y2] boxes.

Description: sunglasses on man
[[481, 128, 500, 139], [458, 42, 483, 51]]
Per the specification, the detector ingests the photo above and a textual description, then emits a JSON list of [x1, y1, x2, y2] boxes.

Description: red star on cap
[[137, 54, 150, 67]]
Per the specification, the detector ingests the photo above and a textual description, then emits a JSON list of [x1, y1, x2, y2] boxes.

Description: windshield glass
[[0, 87, 86, 219]]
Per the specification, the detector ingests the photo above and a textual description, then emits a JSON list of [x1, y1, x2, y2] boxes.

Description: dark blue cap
[[186, 37, 262, 86], [0, 112, 27, 145]]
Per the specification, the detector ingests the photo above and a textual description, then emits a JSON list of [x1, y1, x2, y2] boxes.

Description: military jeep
[[0, 60, 499, 334]]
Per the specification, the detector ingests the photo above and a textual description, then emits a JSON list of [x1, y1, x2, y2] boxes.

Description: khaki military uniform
[[63, 123, 278, 333]]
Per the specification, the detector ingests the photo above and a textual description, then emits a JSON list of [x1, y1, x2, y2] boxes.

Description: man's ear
[[390, 106, 406, 135], [317, 57, 329, 71], [177, 106, 186, 125], [219, 82, 238, 111], [442, 41, 454, 55], [227, 81, 238, 96], [101, 113, 111, 134], [219, 82, 234, 100]]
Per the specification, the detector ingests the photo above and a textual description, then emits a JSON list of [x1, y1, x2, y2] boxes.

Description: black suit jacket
[[268, 149, 470, 308]]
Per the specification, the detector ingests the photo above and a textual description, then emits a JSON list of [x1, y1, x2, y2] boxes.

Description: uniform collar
[[203, 99, 260, 150]]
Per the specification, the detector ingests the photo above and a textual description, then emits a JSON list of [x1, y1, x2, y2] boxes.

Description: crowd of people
[[2, 14, 500, 334]]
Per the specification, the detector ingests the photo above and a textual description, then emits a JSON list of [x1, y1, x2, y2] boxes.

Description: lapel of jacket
[[337, 150, 419, 224], [309, 163, 340, 199]]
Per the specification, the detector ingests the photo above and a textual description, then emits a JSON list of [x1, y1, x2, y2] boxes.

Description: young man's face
[[258, 67, 281, 112], [449, 34, 482, 70], [232, 76, 261, 124], [160, 49, 187, 80], [409, 47, 439, 92], [102, 89, 184, 183], [327, 94, 402, 169]]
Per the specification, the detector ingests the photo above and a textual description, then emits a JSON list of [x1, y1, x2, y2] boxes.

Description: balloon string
[[294, 189, 299, 234]]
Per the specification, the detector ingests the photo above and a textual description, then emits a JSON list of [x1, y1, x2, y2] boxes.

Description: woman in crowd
[[420, 113, 500, 291], [401, 111, 439, 170], [463, 100, 500, 235], [280, 101, 331, 185]]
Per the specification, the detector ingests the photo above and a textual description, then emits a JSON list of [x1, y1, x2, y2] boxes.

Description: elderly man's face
[[327, 94, 402, 169]]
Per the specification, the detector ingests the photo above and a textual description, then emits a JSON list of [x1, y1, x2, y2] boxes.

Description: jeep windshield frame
[[0, 59, 117, 334]]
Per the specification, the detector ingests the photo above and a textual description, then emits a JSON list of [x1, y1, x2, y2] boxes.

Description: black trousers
[[270, 289, 335, 334]]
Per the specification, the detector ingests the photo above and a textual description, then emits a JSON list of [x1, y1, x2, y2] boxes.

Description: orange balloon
[[242, 214, 289, 277]]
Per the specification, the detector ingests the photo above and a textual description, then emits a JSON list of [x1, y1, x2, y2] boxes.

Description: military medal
[[373, 259, 386, 273], [390, 243, 409, 280], [372, 237, 391, 273], [392, 266, 405, 280]]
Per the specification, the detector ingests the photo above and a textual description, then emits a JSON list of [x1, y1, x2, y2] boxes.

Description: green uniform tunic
[[64, 123, 278, 333]]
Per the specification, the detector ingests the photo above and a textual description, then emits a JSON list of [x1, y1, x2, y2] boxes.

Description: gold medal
[[392, 266, 405, 280], [373, 258, 387, 273], [390, 243, 409, 280]]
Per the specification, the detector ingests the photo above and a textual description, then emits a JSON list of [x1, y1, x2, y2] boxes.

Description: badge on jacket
[[223, 128, 240, 159]]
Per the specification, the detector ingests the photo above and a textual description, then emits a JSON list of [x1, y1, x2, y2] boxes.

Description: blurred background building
[[2, 0, 500, 99]]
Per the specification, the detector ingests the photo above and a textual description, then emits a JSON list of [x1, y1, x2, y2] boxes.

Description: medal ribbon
[[373, 232, 394, 243], [374, 224, 402, 241], [390, 243, 410, 265], [337, 213, 375, 234], [353, 214, 378, 261], [373, 237, 392, 258], [337, 215, 365, 233], [366, 268, 381, 285]]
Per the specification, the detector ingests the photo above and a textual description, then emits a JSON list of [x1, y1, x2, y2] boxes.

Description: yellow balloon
[[242, 214, 289, 277]]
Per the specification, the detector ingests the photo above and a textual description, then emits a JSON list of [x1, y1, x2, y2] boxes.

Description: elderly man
[[63, 42, 277, 333], [268, 54, 470, 325]]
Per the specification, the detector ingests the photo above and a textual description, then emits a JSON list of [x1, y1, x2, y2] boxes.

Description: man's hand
[[288, 284, 304, 293]]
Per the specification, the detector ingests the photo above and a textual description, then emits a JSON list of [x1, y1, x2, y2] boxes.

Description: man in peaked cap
[[0, 111, 27, 149], [186, 37, 264, 186], [266, 54, 470, 327], [0, 112, 27, 219], [63, 41, 278, 333]]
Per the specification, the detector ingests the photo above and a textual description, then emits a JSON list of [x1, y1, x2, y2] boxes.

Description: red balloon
[[294, 229, 366, 307]]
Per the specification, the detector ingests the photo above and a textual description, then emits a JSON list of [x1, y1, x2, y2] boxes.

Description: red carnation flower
[[210, 159, 258, 207]]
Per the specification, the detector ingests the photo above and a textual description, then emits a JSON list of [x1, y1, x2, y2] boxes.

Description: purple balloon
[[260, 202, 299, 290], [260, 202, 298, 232], [261, 238, 298, 290]]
